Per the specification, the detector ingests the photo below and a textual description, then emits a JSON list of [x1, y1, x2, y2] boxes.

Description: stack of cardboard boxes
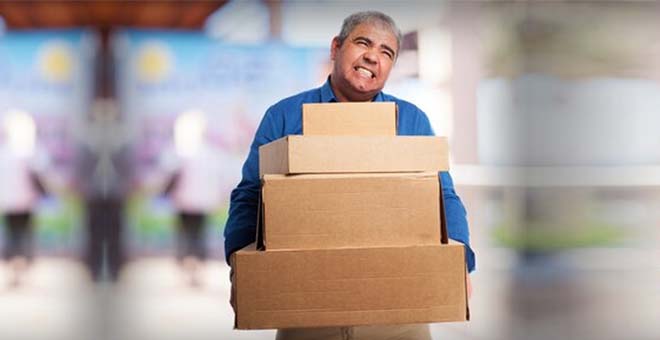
[[233, 102, 469, 329]]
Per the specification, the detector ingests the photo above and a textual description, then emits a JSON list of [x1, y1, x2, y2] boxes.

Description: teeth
[[356, 67, 374, 78]]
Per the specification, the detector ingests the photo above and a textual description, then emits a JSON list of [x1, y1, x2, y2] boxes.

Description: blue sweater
[[224, 79, 476, 272]]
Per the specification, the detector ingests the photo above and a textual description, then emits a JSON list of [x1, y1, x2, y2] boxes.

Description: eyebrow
[[353, 36, 396, 58]]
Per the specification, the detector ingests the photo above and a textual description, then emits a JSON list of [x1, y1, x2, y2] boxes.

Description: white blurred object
[[418, 27, 452, 84], [477, 75, 660, 166], [174, 109, 206, 159], [0, 145, 40, 213], [204, 0, 270, 43], [3, 109, 36, 159], [280, 2, 447, 47], [0, 109, 43, 213], [171, 143, 231, 213], [166, 109, 233, 212]]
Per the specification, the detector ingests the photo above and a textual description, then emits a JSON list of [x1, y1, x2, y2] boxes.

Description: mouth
[[354, 66, 375, 79]]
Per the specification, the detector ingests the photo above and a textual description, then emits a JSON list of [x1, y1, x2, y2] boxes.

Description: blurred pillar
[[448, 2, 482, 164], [265, 0, 282, 41]]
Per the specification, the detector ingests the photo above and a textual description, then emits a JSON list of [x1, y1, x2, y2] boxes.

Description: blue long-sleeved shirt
[[224, 78, 476, 272]]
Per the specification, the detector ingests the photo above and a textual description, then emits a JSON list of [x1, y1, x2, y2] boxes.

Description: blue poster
[[0, 29, 96, 251], [114, 30, 328, 253]]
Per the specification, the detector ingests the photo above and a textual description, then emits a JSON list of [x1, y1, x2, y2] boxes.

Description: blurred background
[[0, 1, 658, 340]]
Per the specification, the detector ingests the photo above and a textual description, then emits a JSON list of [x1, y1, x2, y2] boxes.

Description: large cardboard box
[[259, 135, 449, 177], [302, 102, 397, 136], [260, 172, 440, 250], [233, 243, 468, 329]]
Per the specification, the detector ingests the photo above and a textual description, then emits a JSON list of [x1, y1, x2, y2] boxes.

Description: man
[[224, 11, 475, 340]]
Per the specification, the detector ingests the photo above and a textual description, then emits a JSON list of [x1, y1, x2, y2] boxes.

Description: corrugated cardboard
[[302, 102, 397, 136], [233, 243, 468, 329], [259, 135, 449, 177], [261, 172, 440, 250]]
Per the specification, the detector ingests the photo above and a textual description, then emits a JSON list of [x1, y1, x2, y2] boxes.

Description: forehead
[[347, 22, 398, 47]]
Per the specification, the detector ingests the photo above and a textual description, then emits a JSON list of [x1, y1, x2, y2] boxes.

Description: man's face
[[330, 22, 398, 102]]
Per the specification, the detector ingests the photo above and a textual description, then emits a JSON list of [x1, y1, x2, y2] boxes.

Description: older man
[[225, 11, 475, 340]]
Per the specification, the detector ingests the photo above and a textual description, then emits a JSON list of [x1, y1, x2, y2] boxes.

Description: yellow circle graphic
[[136, 42, 173, 83], [38, 41, 74, 83]]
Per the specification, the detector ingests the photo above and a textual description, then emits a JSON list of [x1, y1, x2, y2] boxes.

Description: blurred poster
[[114, 30, 327, 253], [0, 29, 96, 252]]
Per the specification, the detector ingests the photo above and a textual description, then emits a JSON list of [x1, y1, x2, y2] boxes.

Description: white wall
[[478, 75, 660, 166]]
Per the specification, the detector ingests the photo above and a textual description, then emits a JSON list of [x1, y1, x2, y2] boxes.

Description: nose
[[362, 49, 378, 65]]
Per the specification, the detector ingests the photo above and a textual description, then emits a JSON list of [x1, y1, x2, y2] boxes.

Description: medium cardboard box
[[259, 135, 449, 177], [233, 243, 468, 329], [260, 172, 441, 250], [302, 102, 397, 136]]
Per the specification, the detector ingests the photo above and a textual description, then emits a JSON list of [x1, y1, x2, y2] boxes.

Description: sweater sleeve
[[223, 106, 282, 263], [412, 106, 476, 273], [440, 171, 476, 273]]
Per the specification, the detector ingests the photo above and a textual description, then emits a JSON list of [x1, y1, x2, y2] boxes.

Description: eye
[[382, 50, 394, 60], [356, 40, 368, 47]]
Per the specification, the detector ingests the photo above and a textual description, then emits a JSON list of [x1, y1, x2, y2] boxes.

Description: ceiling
[[0, 1, 228, 97], [0, 1, 227, 34]]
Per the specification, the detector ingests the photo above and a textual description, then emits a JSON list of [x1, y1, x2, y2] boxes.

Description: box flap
[[259, 136, 290, 177], [255, 190, 265, 250], [263, 172, 438, 181], [447, 239, 470, 320], [259, 135, 449, 176], [439, 178, 448, 244]]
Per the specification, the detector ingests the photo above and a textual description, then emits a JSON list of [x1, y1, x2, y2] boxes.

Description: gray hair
[[336, 11, 402, 54]]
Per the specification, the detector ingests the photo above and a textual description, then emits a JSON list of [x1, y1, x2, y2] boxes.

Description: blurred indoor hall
[[0, 206, 656, 340], [1, 1, 659, 340], [0, 255, 275, 340]]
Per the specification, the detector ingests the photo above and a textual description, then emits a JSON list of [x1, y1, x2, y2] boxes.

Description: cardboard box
[[233, 243, 468, 329], [302, 102, 397, 136], [259, 135, 449, 177], [261, 172, 441, 250]]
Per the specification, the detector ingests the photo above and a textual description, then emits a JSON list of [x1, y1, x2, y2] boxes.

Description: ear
[[330, 37, 341, 61]]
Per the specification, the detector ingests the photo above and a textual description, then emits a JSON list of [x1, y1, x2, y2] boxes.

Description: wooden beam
[[0, 0, 225, 30], [0, 2, 34, 29]]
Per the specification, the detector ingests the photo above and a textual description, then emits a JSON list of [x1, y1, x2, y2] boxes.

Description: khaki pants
[[275, 324, 432, 340]]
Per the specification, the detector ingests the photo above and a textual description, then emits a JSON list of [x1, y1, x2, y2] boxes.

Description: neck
[[329, 76, 376, 102]]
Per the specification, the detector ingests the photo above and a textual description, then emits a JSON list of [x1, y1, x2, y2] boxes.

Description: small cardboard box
[[261, 172, 441, 250], [302, 102, 397, 136], [233, 243, 468, 329], [259, 135, 449, 177]]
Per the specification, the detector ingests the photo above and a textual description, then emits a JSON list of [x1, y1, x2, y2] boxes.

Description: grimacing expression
[[330, 22, 398, 102]]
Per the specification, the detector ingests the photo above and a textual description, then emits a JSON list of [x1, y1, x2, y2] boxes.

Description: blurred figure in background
[[0, 109, 48, 286], [161, 109, 226, 286], [76, 101, 131, 282]]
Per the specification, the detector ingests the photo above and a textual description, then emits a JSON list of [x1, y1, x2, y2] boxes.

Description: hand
[[466, 273, 472, 299]]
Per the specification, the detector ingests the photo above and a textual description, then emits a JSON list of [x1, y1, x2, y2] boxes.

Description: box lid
[[302, 102, 397, 136], [259, 135, 449, 176]]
